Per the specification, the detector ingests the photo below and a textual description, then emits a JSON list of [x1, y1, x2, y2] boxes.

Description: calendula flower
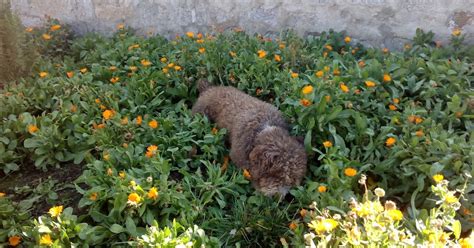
[[80, 68, 88, 73], [365, 80, 376, 87], [48, 205, 63, 218], [119, 171, 126, 179], [211, 127, 218, 135], [301, 85, 314, 95], [196, 39, 204, 44], [122, 143, 128, 148], [199, 47, 205, 53], [291, 72, 299, 78], [94, 98, 101, 104], [404, 44, 411, 50], [257, 50, 266, 58], [344, 36, 351, 43], [103, 152, 110, 161], [340, 83, 349, 93], [128, 44, 140, 50], [162, 68, 169, 73], [323, 141, 332, 148], [147, 187, 158, 200], [318, 185, 327, 193], [333, 69, 340, 76], [393, 98, 400, 104], [174, 65, 182, 71], [109, 66, 117, 71], [459, 238, 473, 248], [315, 70, 324, 78], [308, 218, 338, 234], [358, 61, 365, 67], [39, 72, 48, 78], [300, 99, 311, 107], [66, 71, 74, 78], [389, 104, 397, 111], [279, 43, 285, 49], [129, 66, 138, 72], [274, 54, 281, 62], [25, 27, 33, 32], [229, 51, 236, 57], [42, 33, 52, 40], [289, 221, 298, 230], [186, 31, 194, 38], [107, 168, 113, 176], [387, 209, 403, 221], [9, 235, 21, 246], [141, 59, 152, 67], [40, 234, 53, 246], [432, 174, 444, 183], [128, 192, 141, 203], [385, 137, 396, 147], [415, 117, 423, 124], [50, 25, 61, 31], [300, 209, 307, 217], [89, 192, 98, 201], [109, 77, 120, 84], [325, 45, 333, 51], [120, 117, 128, 125], [146, 145, 158, 158], [102, 109, 114, 120], [344, 167, 357, 177], [148, 119, 159, 129], [117, 23, 125, 30], [325, 95, 331, 102], [383, 47, 389, 53], [383, 74, 392, 82], [452, 28, 461, 36], [136, 115, 142, 125], [160, 57, 167, 63], [0, 192, 6, 197], [243, 169, 252, 179], [416, 129, 424, 137], [28, 124, 39, 134]]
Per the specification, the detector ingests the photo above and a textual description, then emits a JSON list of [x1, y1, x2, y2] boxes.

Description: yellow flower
[[89, 192, 98, 201], [147, 187, 158, 200], [325, 95, 331, 102], [128, 44, 140, 50], [9, 235, 21, 246], [291, 72, 299, 78], [110, 77, 120, 84], [315, 70, 324, 78], [344, 36, 351, 43], [365, 80, 376, 87], [129, 66, 138, 72], [318, 185, 327, 193], [50, 25, 61, 31], [344, 167, 357, 177], [146, 145, 158, 158], [415, 129, 424, 137], [186, 31, 194, 38], [432, 174, 444, 183], [445, 193, 458, 204], [274, 54, 281, 62], [383, 48, 389, 54], [323, 141, 332, 148], [393, 98, 400, 104], [301, 85, 314, 95], [289, 221, 298, 230], [48, 205, 63, 218], [102, 109, 114, 120], [243, 169, 252, 179], [389, 104, 397, 111], [162, 68, 169, 73], [324, 66, 330, 72], [42, 33, 52, 40], [386, 209, 403, 221], [117, 23, 125, 30], [103, 152, 110, 161], [136, 115, 143, 125], [0, 192, 5, 197], [196, 39, 204, 44], [229, 51, 237, 57], [160, 57, 167, 63], [257, 50, 267, 58], [174, 65, 182, 71], [452, 28, 462, 36], [109, 66, 117, 71], [340, 83, 349, 93], [383, 74, 392, 82], [415, 117, 423, 124], [28, 124, 39, 134], [119, 171, 126, 179], [308, 218, 338, 234], [39, 72, 48, 78], [279, 43, 285, 49], [459, 237, 473, 248], [141, 59, 152, 67], [39, 234, 53, 246], [333, 69, 340, 76], [300, 99, 311, 107], [385, 137, 396, 147], [199, 47, 205, 53], [128, 192, 141, 203], [148, 119, 159, 129], [121, 117, 128, 125], [325, 45, 333, 51]]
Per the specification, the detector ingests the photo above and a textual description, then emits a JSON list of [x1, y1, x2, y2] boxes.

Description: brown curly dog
[[192, 80, 307, 196]]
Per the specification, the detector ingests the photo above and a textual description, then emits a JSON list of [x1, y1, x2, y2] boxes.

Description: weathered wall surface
[[9, 0, 474, 49]]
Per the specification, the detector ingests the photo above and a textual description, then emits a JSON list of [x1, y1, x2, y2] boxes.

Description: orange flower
[[167, 63, 175, 68], [147, 187, 158, 200], [128, 44, 140, 50], [110, 77, 120, 84], [28, 124, 39, 134], [452, 28, 461, 36], [128, 192, 141, 203], [323, 51, 328, 58], [117, 23, 125, 30], [358, 61, 366, 68], [9, 235, 21, 246], [301, 85, 314, 95], [50, 25, 61, 31], [95, 98, 101, 104], [365, 80, 376, 87], [229, 51, 237, 57], [318, 185, 327, 193], [257, 50, 267, 58], [383, 74, 392, 82], [315, 70, 324, 78], [136, 115, 142, 125], [109, 66, 117, 71], [80, 68, 88, 73], [289, 221, 298, 230], [415, 130, 424, 137], [274, 54, 281, 62], [129, 66, 138, 72], [162, 68, 169, 74], [39, 72, 48, 78], [333, 69, 340, 76], [99, 104, 106, 110], [122, 143, 128, 148], [42, 33, 52, 40], [344, 36, 351, 43], [174, 65, 182, 71], [323, 141, 332, 148], [243, 169, 252, 179], [89, 192, 98, 201], [344, 167, 357, 177], [196, 39, 204, 44], [146, 145, 158, 158], [120, 117, 128, 125], [141, 59, 152, 67], [0, 192, 5, 197], [70, 104, 77, 112], [148, 119, 159, 129], [325, 95, 331, 102], [25, 27, 33, 32], [300, 209, 307, 218], [385, 137, 396, 147], [102, 109, 114, 120], [415, 117, 423, 124], [383, 48, 389, 54], [211, 127, 218, 135], [340, 83, 349, 93], [199, 47, 205, 53], [197, 33, 203, 39], [389, 104, 397, 111], [408, 115, 417, 123], [324, 66, 330, 72], [300, 99, 311, 107], [393, 98, 400, 104], [186, 31, 195, 38], [291, 72, 299, 78], [279, 43, 285, 49], [160, 57, 167, 63], [325, 45, 333, 51], [66, 71, 74, 78]]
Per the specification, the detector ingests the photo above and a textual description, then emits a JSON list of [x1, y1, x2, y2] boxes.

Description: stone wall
[[9, 0, 474, 49]]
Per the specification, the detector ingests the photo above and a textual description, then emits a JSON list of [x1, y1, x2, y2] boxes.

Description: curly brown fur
[[192, 82, 307, 196]]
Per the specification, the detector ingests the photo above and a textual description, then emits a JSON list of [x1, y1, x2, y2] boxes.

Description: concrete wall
[[9, 0, 474, 49]]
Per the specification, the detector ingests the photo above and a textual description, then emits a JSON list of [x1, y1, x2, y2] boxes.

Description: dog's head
[[249, 126, 307, 196]]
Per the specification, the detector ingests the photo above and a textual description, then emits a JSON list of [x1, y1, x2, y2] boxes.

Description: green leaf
[[109, 224, 125, 234], [126, 217, 137, 236]]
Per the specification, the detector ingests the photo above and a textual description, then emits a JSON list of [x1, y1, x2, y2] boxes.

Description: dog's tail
[[197, 79, 211, 94]]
